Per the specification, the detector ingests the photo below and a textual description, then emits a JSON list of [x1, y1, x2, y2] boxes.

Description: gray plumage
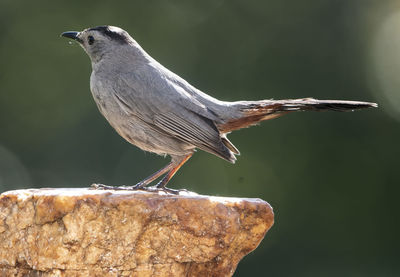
[[61, 26, 377, 192]]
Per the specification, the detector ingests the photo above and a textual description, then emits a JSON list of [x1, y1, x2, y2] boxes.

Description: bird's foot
[[142, 186, 182, 195], [90, 183, 188, 195], [90, 183, 146, 191], [148, 181, 189, 195], [91, 183, 117, 190], [154, 186, 181, 195]]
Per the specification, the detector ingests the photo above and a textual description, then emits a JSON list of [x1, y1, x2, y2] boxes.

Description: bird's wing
[[111, 71, 235, 162]]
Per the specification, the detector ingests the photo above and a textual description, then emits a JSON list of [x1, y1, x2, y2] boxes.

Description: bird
[[61, 26, 377, 194]]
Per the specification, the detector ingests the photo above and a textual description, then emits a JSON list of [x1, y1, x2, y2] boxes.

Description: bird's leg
[[92, 153, 193, 193], [131, 162, 173, 189], [153, 153, 193, 194], [91, 162, 173, 191]]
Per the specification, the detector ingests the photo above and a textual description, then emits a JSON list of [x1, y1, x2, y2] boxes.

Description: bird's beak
[[61, 31, 83, 43]]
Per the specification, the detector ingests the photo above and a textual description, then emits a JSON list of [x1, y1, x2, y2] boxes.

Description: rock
[[0, 188, 274, 276]]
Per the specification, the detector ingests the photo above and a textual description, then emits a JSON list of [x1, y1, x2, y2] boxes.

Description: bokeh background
[[0, 0, 399, 276]]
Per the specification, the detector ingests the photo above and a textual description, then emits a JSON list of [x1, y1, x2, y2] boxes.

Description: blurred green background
[[0, 0, 399, 276]]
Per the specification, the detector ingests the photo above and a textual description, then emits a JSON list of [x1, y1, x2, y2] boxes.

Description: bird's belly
[[92, 92, 194, 156], [112, 116, 194, 156]]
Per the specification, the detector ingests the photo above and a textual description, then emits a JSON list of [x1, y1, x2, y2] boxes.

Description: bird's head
[[61, 26, 134, 63]]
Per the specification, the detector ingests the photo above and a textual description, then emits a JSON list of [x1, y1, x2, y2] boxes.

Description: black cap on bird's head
[[86, 26, 131, 44], [61, 25, 131, 44], [61, 25, 134, 62]]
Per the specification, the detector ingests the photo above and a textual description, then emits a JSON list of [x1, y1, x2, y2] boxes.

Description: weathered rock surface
[[0, 188, 274, 276]]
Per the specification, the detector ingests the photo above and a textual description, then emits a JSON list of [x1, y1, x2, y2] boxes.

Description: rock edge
[[0, 188, 274, 277]]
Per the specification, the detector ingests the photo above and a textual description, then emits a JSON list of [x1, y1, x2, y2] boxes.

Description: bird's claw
[[90, 183, 142, 191], [91, 183, 117, 190], [147, 185, 188, 195], [90, 183, 185, 195]]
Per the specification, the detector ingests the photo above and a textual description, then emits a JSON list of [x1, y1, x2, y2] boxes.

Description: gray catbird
[[61, 26, 377, 193]]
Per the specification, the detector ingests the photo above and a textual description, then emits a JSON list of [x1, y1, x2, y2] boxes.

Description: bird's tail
[[218, 98, 377, 133]]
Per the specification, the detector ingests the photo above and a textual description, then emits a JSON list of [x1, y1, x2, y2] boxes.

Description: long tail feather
[[262, 98, 378, 112], [218, 98, 377, 133]]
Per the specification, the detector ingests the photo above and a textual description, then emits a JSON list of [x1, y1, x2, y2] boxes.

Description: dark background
[[0, 0, 398, 276]]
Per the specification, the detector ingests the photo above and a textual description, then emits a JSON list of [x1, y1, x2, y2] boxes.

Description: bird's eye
[[88, 36, 95, 45]]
